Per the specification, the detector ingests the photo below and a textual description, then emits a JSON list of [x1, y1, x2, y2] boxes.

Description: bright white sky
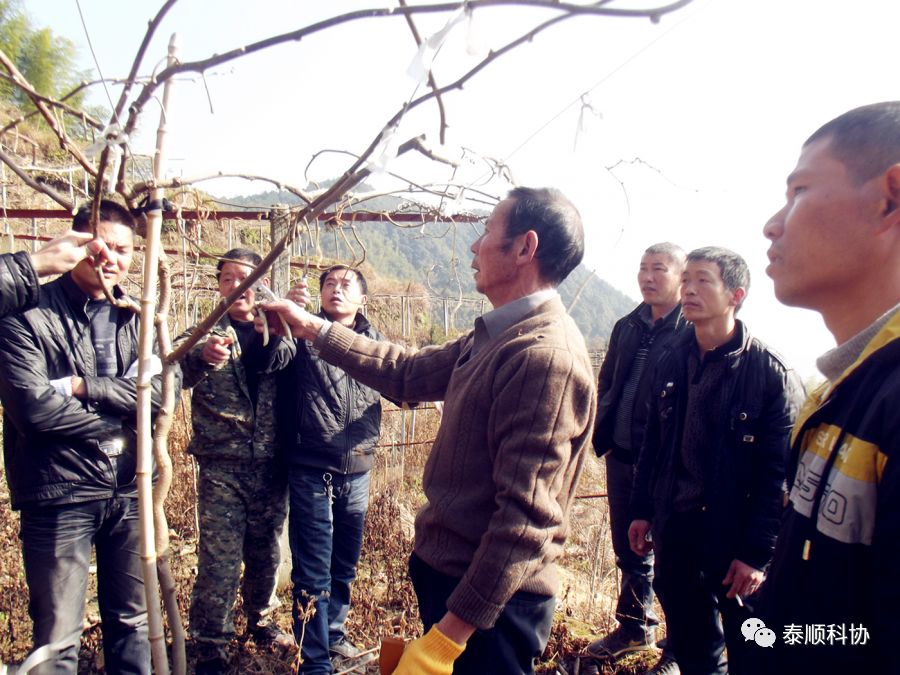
[[27, 0, 900, 379]]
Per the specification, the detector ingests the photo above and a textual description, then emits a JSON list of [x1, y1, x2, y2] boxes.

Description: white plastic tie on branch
[[574, 95, 603, 152], [440, 186, 466, 217], [407, 6, 468, 84], [364, 123, 401, 175], [85, 123, 130, 187], [85, 123, 130, 159]]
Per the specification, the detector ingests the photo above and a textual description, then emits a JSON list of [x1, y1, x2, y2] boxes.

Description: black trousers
[[653, 511, 755, 675], [408, 553, 555, 675]]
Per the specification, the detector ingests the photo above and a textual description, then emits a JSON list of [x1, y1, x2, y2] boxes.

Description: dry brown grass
[[0, 387, 642, 674]]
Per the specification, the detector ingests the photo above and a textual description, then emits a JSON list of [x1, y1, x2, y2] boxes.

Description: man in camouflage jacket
[[175, 249, 295, 674]]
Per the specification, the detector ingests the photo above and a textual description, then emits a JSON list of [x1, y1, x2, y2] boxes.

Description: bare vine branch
[[0, 49, 97, 177], [0, 146, 74, 209]]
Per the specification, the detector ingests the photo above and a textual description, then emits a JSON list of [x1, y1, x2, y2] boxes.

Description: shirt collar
[[471, 288, 558, 355]]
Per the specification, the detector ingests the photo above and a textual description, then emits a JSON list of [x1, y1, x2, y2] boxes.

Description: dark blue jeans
[[409, 553, 556, 675], [605, 453, 659, 638], [289, 469, 370, 674], [19, 496, 149, 675]]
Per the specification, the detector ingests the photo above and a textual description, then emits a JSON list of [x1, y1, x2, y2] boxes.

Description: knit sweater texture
[[317, 296, 596, 629]]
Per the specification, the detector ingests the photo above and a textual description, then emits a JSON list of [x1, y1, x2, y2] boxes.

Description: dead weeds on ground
[[0, 400, 638, 674]]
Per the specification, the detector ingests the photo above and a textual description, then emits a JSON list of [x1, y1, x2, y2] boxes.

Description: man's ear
[[261, 277, 271, 287], [880, 164, 900, 230], [516, 230, 539, 265], [730, 287, 746, 308], [359, 293, 368, 307]]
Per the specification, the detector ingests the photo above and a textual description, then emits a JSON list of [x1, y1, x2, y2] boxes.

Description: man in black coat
[[0, 201, 163, 674], [585, 242, 687, 675], [628, 247, 803, 675], [279, 265, 385, 674]]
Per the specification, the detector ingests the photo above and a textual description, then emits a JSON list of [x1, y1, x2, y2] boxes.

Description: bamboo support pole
[[136, 33, 180, 675]]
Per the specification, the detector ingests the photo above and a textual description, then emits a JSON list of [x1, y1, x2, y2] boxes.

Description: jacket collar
[[819, 306, 900, 396], [628, 301, 686, 332], [318, 309, 372, 335], [58, 272, 128, 314], [676, 319, 750, 362]]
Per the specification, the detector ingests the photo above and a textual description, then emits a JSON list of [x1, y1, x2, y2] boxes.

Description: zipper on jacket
[[341, 372, 352, 475]]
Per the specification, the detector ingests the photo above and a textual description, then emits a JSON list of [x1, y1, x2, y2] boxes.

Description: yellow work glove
[[392, 625, 465, 675]]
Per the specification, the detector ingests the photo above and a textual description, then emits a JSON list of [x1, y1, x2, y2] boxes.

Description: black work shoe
[[195, 656, 228, 675], [585, 626, 656, 660], [647, 654, 681, 675], [248, 621, 295, 649]]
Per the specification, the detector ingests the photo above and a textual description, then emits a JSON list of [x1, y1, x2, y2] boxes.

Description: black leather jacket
[[277, 311, 385, 475], [593, 303, 689, 462], [0, 251, 39, 319], [631, 321, 804, 571], [0, 274, 167, 509]]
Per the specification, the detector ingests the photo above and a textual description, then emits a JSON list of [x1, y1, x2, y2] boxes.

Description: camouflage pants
[[189, 458, 288, 655]]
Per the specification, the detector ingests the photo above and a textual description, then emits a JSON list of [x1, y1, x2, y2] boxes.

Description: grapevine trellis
[[0, 2, 689, 671]]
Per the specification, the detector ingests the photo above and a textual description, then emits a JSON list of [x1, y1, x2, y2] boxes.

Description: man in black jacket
[[278, 265, 384, 674], [0, 230, 110, 318], [628, 247, 803, 675], [585, 243, 687, 675], [0, 201, 163, 674]]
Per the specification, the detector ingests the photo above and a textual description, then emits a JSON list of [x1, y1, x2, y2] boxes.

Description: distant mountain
[[222, 189, 636, 343]]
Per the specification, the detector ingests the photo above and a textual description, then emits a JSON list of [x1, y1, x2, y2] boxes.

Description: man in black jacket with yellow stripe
[[758, 102, 900, 674]]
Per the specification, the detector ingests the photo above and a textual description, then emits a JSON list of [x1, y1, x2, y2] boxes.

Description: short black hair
[[806, 101, 900, 184], [687, 246, 750, 312], [216, 248, 262, 277], [503, 187, 584, 286], [73, 200, 136, 233], [319, 265, 368, 295]]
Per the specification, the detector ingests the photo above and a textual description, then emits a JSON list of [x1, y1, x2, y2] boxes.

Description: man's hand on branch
[[254, 298, 324, 341], [30, 230, 112, 277], [286, 278, 312, 308], [201, 335, 232, 367]]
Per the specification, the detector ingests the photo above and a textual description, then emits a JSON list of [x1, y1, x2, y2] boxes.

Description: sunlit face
[[763, 136, 881, 311], [637, 252, 682, 311], [470, 198, 520, 306], [680, 260, 742, 325], [320, 268, 366, 324], [217, 260, 262, 322], [70, 220, 134, 299]]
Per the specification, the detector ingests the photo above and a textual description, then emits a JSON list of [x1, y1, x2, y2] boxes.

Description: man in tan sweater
[[259, 187, 596, 675]]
